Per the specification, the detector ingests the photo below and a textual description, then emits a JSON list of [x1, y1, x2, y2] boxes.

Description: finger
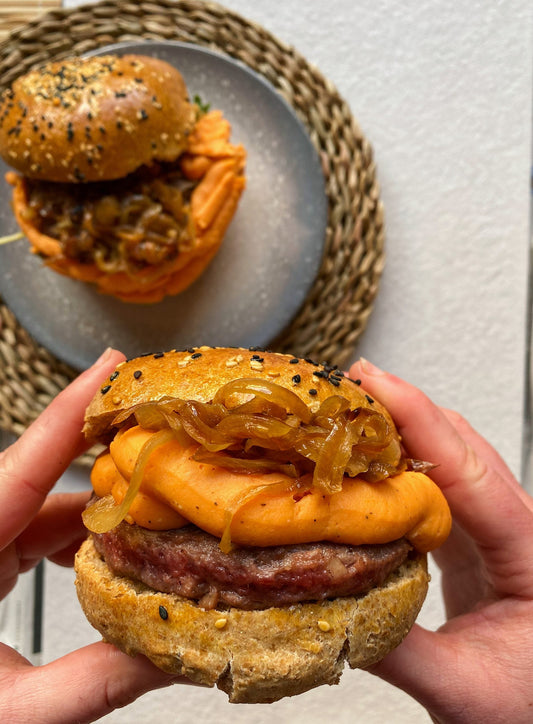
[[368, 624, 478, 723], [431, 521, 489, 617], [0, 641, 194, 724], [370, 609, 533, 724], [440, 407, 530, 501], [0, 348, 124, 551], [16, 492, 90, 569], [349, 359, 533, 597]]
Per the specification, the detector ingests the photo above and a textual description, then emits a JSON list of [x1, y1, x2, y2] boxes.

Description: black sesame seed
[[289, 358, 299, 364], [191, 352, 202, 359], [308, 389, 318, 396], [329, 378, 340, 387], [139, 109, 148, 121], [158, 605, 168, 620], [354, 379, 362, 386], [153, 352, 164, 359], [365, 394, 374, 404], [101, 385, 111, 395], [110, 371, 119, 381], [99, 126, 106, 134], [292, 374, 301, 384], [313, 370, 328, 379], [251, 354, 264, 362], [133, 370, 142, 379]]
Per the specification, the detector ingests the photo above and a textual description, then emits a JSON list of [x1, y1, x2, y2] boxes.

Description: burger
[[75, 347, 451, 703], [0, 54, 246, 303]]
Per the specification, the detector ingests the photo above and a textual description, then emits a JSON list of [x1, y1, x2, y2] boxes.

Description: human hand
[[349, 358, 533, 724], [0, 348, 186, 724]]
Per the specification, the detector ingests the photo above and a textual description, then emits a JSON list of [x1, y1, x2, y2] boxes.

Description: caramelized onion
[[313, 418, 356, 493], [83, 428, 175, 533], [107, 379, 404, 497], [214, 378, 312, 423], [219, 479, 297, 553], [193, 448, 298, 478]]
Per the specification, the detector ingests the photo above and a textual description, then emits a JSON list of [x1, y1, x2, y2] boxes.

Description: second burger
[[0, 54, 246, 303]]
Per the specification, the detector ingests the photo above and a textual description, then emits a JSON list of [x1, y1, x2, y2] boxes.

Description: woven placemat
[[0, 0, 385, 445], [0, 1, 62, 41]]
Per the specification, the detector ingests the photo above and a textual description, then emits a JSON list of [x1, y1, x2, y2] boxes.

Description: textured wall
[[50, 0, 532, 721]]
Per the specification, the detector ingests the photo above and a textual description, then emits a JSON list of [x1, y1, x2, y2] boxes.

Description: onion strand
[[83, 428, 175, 532], [104, 379, 403, 498]]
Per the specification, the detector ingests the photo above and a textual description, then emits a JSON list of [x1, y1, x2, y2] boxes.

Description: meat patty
[[92, 523, 412, 610]]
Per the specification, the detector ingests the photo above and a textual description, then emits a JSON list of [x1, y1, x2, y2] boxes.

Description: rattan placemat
[[0, 0, 385, 444], [0, 1, 62, 41]]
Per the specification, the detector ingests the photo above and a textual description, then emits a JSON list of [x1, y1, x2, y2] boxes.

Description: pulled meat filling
[[22, 162, 196, 273]]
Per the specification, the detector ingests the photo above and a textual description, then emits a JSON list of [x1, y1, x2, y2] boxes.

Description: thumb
[[2, 641, 191, 723], [368, 625, 473, 722]]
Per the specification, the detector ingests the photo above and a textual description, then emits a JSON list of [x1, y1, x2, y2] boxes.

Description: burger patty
[[92, 523, 412, 610]]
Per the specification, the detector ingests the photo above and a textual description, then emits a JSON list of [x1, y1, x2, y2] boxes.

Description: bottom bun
[[74, 536, 429, 704]]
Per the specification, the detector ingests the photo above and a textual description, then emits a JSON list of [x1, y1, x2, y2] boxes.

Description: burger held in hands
[[75, 347, 452, 703], [0, 54, 246, 303]]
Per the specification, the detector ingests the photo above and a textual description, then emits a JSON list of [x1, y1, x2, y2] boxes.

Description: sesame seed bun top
[[0, 54, 196, 183], [83, 346, 397, 445]]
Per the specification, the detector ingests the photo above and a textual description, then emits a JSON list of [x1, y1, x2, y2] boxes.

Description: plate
[[0, 41, 327, 371]]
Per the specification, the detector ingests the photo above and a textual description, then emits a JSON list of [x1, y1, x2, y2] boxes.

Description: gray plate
[[0, 41, 327, 371]]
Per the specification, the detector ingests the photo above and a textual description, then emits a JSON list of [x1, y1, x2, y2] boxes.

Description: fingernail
[[94, 347, 114, 366], [359, 357, 386, 376]]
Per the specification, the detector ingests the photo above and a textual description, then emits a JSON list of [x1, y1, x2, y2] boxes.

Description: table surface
[[6, 0, 533, 722]]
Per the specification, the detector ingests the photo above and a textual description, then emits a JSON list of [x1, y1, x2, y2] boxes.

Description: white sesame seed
[[225, 355, 243, 368]]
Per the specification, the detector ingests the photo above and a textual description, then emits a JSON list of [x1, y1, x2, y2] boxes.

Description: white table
[[30, 0, 533, 721]]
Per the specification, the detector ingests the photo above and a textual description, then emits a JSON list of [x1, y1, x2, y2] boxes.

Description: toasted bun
[[0, 54, 195, 182], [75, 536, 429, 703], [83, 347, 397, 445]]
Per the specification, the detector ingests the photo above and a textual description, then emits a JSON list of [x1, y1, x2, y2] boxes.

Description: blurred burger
[[74, 347, 451, 703], [0, 54, 246, 303]]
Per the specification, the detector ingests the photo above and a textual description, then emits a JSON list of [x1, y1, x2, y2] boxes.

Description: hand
[[0, 348, 185, 724], [350, 359, 533, 724]]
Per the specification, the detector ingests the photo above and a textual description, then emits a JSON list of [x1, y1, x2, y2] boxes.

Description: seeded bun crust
[[83, 346, 397, 445], [0, 54, 195, 183], [75, 536, 429, 703]]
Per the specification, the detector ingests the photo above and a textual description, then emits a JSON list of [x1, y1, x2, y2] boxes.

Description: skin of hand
[[0, 348, 188, 724], [350, 358, 533, 724]]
